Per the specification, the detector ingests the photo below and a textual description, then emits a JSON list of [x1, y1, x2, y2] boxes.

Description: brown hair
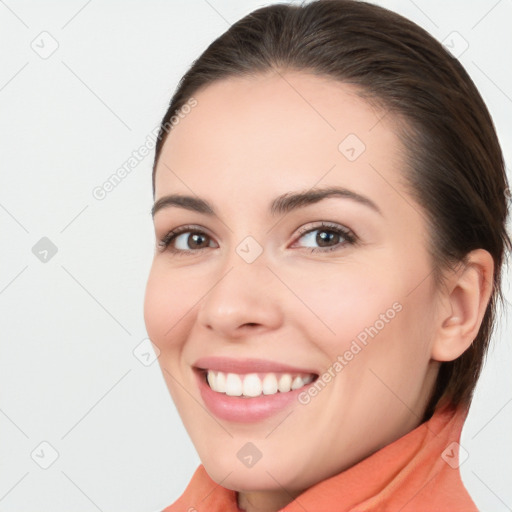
[[151, 0, 511, 419]]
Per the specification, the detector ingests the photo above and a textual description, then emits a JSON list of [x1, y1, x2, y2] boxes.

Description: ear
[[431, 249, 494, 362]]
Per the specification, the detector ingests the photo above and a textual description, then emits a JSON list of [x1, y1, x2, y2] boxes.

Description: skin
[[144, 71, 494, 512]]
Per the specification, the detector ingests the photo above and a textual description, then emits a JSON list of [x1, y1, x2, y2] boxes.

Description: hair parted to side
[[151, 0, 511, 419]]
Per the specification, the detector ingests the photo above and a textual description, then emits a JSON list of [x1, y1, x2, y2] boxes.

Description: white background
[[0, 1, 510, 511]]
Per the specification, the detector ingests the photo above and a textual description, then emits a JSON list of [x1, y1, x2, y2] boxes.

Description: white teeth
[[206, 370, 315, 397], [278, 374, 292, 392], [262, 373, 278, 395], [225, 373, 243, 396], [291, 376, 304, 390], [206, 370, 216, 389], [215, 371, 226, 393], [242, 373, 262, 397]]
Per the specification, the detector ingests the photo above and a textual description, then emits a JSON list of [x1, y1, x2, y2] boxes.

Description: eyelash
[[157, 222, 358, 256]]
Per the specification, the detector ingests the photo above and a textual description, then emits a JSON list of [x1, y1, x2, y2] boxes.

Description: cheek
[[143, 263, 195, 352], [288, 257, 435, 377], [339, 273, 437, 411], [286, 263, 399, 351]]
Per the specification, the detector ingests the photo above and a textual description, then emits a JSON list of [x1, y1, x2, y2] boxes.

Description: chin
[[201, 452, 308, 493]]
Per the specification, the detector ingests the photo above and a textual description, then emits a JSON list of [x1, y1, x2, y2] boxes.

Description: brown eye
[[294, 223, 357, 253], [315, 230, 341, 247], [158, 226, 217, 255], [179, 232, 211, 249]]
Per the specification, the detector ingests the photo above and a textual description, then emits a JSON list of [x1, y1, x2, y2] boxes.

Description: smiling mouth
[[198, 369, 319, 398]]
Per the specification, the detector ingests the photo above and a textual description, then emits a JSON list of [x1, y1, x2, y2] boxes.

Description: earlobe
[[431, 249, 494, 362]]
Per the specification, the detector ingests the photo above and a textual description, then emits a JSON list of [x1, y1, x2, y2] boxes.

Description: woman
[[143, 0, 510, 510]]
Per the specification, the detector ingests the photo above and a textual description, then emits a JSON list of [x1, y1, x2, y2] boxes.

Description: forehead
[[155, 71, 408, 214]]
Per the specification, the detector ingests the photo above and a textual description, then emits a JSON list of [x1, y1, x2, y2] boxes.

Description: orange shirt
[[162, 405, 478, 511]]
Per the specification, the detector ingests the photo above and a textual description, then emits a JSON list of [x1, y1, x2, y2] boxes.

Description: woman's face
[[144, 71, 442, 493]]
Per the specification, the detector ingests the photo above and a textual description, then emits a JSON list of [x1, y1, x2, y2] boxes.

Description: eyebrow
[[151, 186, 382, 218]]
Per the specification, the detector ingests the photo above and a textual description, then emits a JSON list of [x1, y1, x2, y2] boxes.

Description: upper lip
[[193, 356, 319, 375]]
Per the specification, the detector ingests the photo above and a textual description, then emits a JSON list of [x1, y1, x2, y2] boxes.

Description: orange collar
[[163, 405, 477, 512]]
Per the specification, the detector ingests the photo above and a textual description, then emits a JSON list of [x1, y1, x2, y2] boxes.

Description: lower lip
[[195, 370, 314, 423]]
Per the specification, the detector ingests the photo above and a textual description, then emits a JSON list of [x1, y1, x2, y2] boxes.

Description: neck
[[237, 488, 302, 512]]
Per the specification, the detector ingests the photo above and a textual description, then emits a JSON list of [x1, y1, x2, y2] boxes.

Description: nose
[[196, 252, 283, 339]]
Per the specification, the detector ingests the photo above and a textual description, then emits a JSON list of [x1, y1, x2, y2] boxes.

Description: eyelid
[[295, 221, 351, 237]]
